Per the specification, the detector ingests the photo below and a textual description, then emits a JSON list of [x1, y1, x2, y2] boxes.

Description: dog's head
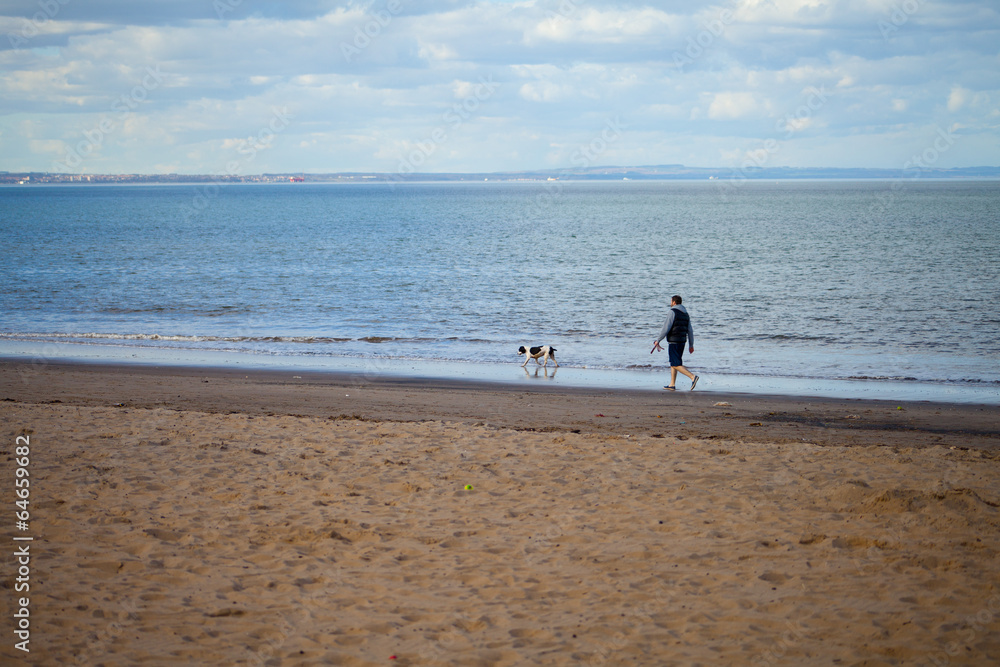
[[517, 346, 527, 355]]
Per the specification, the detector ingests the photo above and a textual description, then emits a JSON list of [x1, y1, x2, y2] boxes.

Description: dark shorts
[[668, 342, 685, 367]]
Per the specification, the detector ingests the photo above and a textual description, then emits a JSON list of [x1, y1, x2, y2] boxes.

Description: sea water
[[1, 180, 998, 403]]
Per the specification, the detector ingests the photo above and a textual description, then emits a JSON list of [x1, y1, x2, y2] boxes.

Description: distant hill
[[4, 165, 999, 184]]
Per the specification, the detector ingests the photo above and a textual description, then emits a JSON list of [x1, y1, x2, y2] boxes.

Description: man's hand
[[689, 346, 694, 354], [651, 341, 663, 353]]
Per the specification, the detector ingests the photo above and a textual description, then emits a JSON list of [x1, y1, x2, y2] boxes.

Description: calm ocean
[[2, 180, 998, 403]]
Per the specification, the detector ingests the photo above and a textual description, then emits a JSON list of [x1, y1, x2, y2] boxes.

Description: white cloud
[[519, 80, 572, 103], [28, 138, 64, 155], [732, 0, 880, 26], [638, 103, 687, 119], [708, 92, 760, 120], [0, 16, 112, 39], [948, 85, 972, 111], [418, 41, 458, 62], [524, 7, 677, 45], [786, 115, 817, 133]]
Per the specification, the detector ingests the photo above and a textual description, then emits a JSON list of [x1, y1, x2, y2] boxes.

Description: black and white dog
[[517, 345, 558, 368]]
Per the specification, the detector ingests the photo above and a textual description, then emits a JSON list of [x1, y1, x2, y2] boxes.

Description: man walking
[[652, 295, 700, 391]]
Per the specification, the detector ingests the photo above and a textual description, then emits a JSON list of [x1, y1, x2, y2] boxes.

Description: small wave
[[0, 331, 503, 347], [719, 333, 841, 344], [0, 332, 354, 344], [101, 305, 255, 316], [101, 306, 176, 314], [0, 331, 213, 342], [357, 336, 449, 344], [846, 375, 1000, 386], [767, 334, 838, 342]]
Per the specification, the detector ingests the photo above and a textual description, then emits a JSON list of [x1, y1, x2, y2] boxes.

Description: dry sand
[[2, 360, 999, 665]]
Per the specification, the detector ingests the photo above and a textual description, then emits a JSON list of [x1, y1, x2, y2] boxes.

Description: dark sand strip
[[2, 359, 997, 449]]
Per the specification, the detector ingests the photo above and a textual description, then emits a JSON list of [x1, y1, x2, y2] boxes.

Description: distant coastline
[[3, 164, 1000, 185]]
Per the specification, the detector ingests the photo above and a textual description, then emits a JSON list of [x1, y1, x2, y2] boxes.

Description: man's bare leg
[[673, 365, 695, 382]]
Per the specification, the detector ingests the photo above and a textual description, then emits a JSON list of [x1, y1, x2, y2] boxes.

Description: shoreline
[[2, 341, 998, 406]]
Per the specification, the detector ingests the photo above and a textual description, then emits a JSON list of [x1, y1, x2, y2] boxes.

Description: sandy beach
[[2, 360, 999, 665]]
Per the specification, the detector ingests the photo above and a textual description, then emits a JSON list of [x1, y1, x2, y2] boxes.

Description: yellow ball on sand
[[464, 484, 474, 490]]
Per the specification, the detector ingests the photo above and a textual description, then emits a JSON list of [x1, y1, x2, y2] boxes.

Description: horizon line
[[4, 164, 1000, 180]]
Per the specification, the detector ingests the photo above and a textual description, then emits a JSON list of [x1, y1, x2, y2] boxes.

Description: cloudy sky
[[1, 0, 998, 174]]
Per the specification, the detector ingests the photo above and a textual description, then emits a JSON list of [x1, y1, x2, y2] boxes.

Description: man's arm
[[688, 319, 694, 351], [654, 310, 675, 345]]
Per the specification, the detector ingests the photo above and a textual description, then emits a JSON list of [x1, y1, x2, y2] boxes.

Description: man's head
[[671, 295, 683, 306]]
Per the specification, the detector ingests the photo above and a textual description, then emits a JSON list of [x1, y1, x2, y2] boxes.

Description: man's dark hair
[[671, 295, 682, 305]]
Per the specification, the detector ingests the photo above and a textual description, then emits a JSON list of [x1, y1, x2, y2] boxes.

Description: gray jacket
[[655, 305, 694, 347]]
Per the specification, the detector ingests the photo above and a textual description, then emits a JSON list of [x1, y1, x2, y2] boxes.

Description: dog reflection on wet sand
[[523, 364, 557, 379]]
